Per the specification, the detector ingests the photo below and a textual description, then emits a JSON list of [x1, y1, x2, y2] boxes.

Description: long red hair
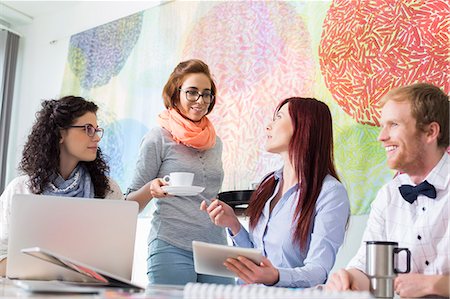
[[246, 97, 339, 250]]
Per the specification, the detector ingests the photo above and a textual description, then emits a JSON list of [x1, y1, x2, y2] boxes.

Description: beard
[[388, 134, 426, 174]]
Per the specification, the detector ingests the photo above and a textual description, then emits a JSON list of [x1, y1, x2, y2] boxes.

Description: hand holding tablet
[[192, 241, 263, 278]]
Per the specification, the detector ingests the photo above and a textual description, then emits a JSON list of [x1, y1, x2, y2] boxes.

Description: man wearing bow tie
[[327, 83, 449, 297]]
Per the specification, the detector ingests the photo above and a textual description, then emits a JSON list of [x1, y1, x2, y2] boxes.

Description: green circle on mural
[[334, 122, 394, 215]]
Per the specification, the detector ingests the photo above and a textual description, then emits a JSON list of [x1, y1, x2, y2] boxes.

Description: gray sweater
[[129, 127, 227, 251]]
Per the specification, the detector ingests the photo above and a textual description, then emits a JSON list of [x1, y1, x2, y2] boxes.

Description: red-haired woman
[[201, 97, 350, 287]]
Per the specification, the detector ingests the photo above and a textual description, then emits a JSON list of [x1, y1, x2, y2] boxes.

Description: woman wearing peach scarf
[[126, 59, 232, 285]]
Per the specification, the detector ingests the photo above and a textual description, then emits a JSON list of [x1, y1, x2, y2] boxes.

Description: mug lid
[[366, 241, 398, 245]]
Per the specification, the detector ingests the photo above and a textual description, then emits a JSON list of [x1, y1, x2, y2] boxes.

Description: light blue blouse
[[230, 169, 350, 288]]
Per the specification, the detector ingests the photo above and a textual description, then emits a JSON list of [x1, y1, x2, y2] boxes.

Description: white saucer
[[161, 185, 205, 196]]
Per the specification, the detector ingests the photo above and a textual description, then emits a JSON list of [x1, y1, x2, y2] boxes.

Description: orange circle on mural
[[319, 0, 449, 126]]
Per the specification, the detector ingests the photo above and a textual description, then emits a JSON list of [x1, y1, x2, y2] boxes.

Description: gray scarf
[[42, 165, 95, 198]]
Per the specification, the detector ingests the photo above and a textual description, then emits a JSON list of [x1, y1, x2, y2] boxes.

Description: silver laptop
[[6, 194, 139, 283]]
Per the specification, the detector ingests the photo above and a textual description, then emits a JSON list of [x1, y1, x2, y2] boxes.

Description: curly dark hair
[[19, 96, 111, 197]]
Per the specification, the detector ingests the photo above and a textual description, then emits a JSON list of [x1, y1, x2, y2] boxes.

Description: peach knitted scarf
[[158, 108, 216, 150]]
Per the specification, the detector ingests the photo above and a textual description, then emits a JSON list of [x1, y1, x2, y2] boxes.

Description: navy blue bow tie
[[399, 180, 437, 204]]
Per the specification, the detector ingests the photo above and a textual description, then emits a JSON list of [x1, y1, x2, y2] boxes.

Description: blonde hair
[[381, 83, 449, 148]]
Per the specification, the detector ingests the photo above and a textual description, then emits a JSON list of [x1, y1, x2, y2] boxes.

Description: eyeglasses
[[179, 88, 215, 104], [66, 124, 104, 138]]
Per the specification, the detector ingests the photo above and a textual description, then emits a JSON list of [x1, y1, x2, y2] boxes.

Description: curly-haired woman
[[0, 96, 123, 275]]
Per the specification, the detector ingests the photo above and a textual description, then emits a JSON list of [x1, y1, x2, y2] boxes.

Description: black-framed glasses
[[66, 124, 104, 138], [179, 88, 215, 104]]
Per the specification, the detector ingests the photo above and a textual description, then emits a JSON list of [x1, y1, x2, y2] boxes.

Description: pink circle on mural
[[319, 0, 449, 126], [181, 2, 315, 189]]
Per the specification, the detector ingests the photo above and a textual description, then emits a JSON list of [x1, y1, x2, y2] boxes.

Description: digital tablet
[[192, 241, 263, 278], [19, 247, 144, 291]]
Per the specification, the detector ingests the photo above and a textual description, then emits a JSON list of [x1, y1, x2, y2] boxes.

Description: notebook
[[192, 241, 263, 278], [17, 247, 144, 292], [6, 194, 139, 282]]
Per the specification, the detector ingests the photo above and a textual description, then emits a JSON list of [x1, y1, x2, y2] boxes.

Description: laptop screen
[[6, 194, 138, 282]]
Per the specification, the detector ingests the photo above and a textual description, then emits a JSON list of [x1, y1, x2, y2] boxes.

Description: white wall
[[331, 214, 368, 274]]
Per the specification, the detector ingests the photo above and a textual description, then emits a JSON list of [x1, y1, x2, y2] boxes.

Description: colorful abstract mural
[[61, 1, 449, 214], [320, 0, 449, 126], [68, 13, 144, 90], [181, 1, 316, 190]]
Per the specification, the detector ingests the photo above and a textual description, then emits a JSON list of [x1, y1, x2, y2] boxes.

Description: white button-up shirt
[[348, 153, 449, 274]]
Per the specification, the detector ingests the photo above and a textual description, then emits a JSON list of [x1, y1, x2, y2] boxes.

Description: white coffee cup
[[163, 172, 194, 187]]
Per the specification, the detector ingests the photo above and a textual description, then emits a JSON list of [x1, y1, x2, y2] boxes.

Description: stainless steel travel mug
[[366, 241, 411, 298]]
